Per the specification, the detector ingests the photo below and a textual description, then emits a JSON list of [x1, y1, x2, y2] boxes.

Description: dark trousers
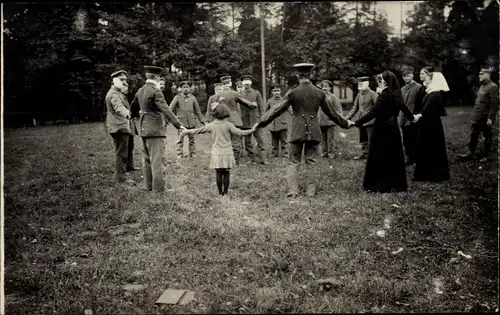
[[231, 133, 242, 165], [127, 135, 135, 169], [141, 137, 167, 192], [359, 125, 373, 154], [271, 130, 288, 157], [176, 128, 196, 156], [469, 122, 493, 156], [320, 126, 335, 157], [110, 133, 129, 182], [242, 127, 267, 162], [287, 141, 319, 194], [401, 124, 418, 163]]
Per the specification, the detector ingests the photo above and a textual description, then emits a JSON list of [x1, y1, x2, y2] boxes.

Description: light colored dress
[[188, 119, 249, 169]]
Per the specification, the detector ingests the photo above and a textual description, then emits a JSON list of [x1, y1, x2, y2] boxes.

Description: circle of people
[[105, 63, 498, 197]]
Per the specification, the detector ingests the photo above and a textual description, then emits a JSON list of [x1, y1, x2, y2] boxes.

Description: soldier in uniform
[[240, 75, 269, 164], [170, 80, 204, 158], [398, 66, 426, 165], [318, 79, 344, 159], [216, 75, 259, 165], [206, 83, 223, 123], [239, 74, 269, 165], [345, 76, 378, 160], [255, 63, 354, 197], [458, 66, 499, 162], [265, 84, 292, 157], [106, 70, 134, 183], [130, 66, 186, 192]]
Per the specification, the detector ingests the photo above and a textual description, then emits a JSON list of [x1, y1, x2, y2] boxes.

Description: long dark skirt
[[414, 116, 449, 182], [363, 121, 408, 193]]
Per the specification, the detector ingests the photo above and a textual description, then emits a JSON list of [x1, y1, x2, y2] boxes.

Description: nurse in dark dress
[[413, 70, 450, 182], [353, 71, 416, 193]]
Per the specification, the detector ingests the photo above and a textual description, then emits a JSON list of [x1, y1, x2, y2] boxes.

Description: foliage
[[3, 1, 499, 125]]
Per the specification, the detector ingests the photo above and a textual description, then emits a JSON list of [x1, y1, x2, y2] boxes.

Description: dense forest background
[[2, 1, 499, 126]]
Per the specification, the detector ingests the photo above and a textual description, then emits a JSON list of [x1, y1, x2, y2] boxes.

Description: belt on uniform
[[301, 113, 315, 141]]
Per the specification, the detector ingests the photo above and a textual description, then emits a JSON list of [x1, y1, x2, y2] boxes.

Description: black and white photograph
[[1, 1, 499, 313]]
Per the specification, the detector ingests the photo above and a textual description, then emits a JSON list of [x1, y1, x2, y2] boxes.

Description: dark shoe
[[126, 167, 138, 172], [190, 153, 197, 158], [479, 157, 489, 163], [260, 161, 270, 165]]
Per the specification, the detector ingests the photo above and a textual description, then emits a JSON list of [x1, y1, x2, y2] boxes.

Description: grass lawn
[[3, 106, 498, 314]]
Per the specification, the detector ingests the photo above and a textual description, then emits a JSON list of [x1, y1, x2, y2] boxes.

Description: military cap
[[144, 65, 164, 75], [220, 75, 232, 83], [110, 70, 128, 78], [356, 76, 370, 82], [213, 83, 223, 87], [180, 80, 192, 87], [402, 66, 415, 75], [479, 66, 494, 74], [321, 80, 334, 88], [293, 63, 315, 73], [270, 83, 281, 90], [241, 74, 253, 82]]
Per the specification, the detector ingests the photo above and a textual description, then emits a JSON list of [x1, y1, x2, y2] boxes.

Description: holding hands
[[413, 114, 422, 123], [347, 120, 356, 129]]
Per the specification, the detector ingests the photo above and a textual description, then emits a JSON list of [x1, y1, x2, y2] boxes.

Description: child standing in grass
[[181, 102, 257, 196]]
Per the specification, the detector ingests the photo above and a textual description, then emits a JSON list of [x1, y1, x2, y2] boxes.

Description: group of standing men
[[105, 62, 498, 196]]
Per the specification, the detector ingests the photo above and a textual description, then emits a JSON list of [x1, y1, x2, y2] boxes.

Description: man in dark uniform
[[255, 63, 354, 197], [130, 66, 186, 192], [398, 66, 426, 165], [458, 66, 499, 162], [240, 74, 269, 165], [215, 75, 258, 165]]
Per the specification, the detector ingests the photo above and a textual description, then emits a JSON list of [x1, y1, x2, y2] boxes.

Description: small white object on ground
[[391, 247, 404, 255], [390, 204, 401, 208], [376, 230, 386, 238], [457, 251, 472, 259], [433, 277, 444, 294]]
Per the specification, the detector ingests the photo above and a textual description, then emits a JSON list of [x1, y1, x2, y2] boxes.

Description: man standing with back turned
[[254, 63, 354, 198], [130, 66, 186, 193]]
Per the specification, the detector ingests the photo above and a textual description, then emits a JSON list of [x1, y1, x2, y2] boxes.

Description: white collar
[[146, 79, 161, 90]]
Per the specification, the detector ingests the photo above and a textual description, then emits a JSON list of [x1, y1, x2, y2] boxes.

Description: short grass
[[3, 106, 498, 314]]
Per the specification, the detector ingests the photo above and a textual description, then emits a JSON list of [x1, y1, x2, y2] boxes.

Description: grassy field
[[3, 106, 498, 314]]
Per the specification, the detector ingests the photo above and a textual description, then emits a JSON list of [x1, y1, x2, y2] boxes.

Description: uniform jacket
[[130, 82, 182, 137], [257, 80, 349, 144], [354, 88, 413, 127], [346, 89, 378, 126], [318, 92, 344, 127], [169, 93, 203, 128], [398, 81, 425, 127], [205, 94, 219, 123], [215, 86, 257, 128], [265, 96, 293, 132], [240, 88, 264, 128], [105, 86, 131, 134], [472, 80, 499, 123]]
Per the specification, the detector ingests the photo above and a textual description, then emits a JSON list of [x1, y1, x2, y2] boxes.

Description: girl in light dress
[[181, 102, 257, 196]]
